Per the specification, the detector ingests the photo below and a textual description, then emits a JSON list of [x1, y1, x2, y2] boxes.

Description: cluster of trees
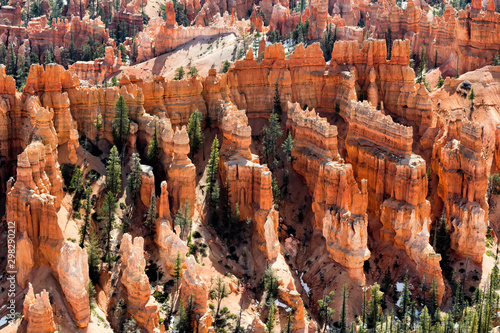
[[321, 23, 337, 62]]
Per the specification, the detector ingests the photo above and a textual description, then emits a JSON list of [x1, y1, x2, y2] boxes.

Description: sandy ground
[[121, 33, 238, 80]]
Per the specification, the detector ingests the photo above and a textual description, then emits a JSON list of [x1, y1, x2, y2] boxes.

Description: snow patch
[[275, 299, 288, 308], [395, 282, 404, 292], [300, 272, 311, 295]]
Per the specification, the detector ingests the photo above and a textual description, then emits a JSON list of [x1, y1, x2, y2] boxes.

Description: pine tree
[[145, 194, 156, 227], [207, 137, 220, 203], [285, 310, 293, 333], [15, 55, 27, 90], [429, 279, 438, 319], [106, 146, 122, 196], [281, 133, 294, 164], [6, 45, 16, 76], [87, 229, 101, 284], [318, 291, 335, 333], [272, 177, 281, 207], [320, 23, 336, 62], [399, 271, 413, 332], [147, 122, 160, 169], [79, 187, 93, 248], [100, 191, 117, 265], [44, 43, 54, 64], [175, 202, 191, 240], [340, 284, 348, 333], [418, 307, 430, 333], [185, 294, 195, 332], [272, 82, 282, 115], [437, 75, 444, 88], [495, 53, 500, 66], [0, 44, 6, 65], [265, 303, 276, 333], [174, 66, 185, 80], [417, 46, 427, 84], [369, 283, 383, 328], [262, 113, 283, 166], [187, 110, 203, 157], [177, 299, 187, 332], [112, 96, 130, 154], [173, 252, 182, 291], [386, 26, 393, 60], [127, 153, 142, 202], [94, 113, 103, 142], [210, 275, 229, 319]]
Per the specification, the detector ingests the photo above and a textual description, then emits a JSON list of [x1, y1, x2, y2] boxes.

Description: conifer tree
[[495, 53, 500, 66], [418, 306, 430, 333], [210, 275, 229, 319], [87, 229, 101, 284], [340, 284, 348, 333], [386, 26, 393, 60], [369, 283, 383, 328], [272, 82, 282, 115], [44, 43, 54, 64], [100, 191, 117, 265], [113, 96, 130, 154], [281, 133, 294, 164], [106, 146, 122, 196], [187, 110, 203, 157], [262, 113, 282, 166], [6, 45, 16, 76], [79, 187, 93, 248], [265, 303, 276, 333], [147, 122, 160, 169], [320, 23, 336, 62], [177, 299, 188, 332], [207, 137, 220, 206], [127, 153, 142, 202], [173, 252, 182, 291], [15, 55, 28, 90], [318, 291, 335, 333], [145, 194, 156, 227], [175, 202, 191, 240], [0, 44, 6, 65], [94, 113, 103, 142]]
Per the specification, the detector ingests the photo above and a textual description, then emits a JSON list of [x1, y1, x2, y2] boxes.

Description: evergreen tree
[[99, 191, 117, 265], [175, 202, 192, 240], [30, 52, 39, 65], [15, 55, 28, 91], [320, 23, 336, 62], [265, 303, 276, 333], [44, 43, 54, 64], [386, 26, 392, 60], [429, 279, 438, 319], [187, 110, 203, 157], [106, 146, 122, 196], [185, 294, 195, 332], [145, 193, 156, 227], [281, 133, 294, 164], [285, 310, 293, 333], [112, 95, 130, 154], [173, 252, 182, 291], [207, 137, 220, 206], [49, 0, 64, 22], [369, 283, 383, 328], [6, 45, 16, 76], [495, 53, 500, 66], [79, 187, 93, 248], [399, 271, 413, 332], [271, 177, 281, 207], [147, 122, 160, 169], [177, 299, 188, 332], [419, 306, 431, 333], [318, 291, 335, 333], [221, 60, 231, 73], [94, 113, 103, 142], [272, 82, 282, 115], [417, 46, 427, 84], [0, 44, 6, 65], [300, 0, 306, 13], [87, 229, 101, 284], [131, 40, 138, 64], [262, 113, 283, 166], [437, 75, 444, 88], [127, 153, 142, 201], [174, 66, 185, 80], [210, 275, 229, 319], [340, 284, 348, 333]]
